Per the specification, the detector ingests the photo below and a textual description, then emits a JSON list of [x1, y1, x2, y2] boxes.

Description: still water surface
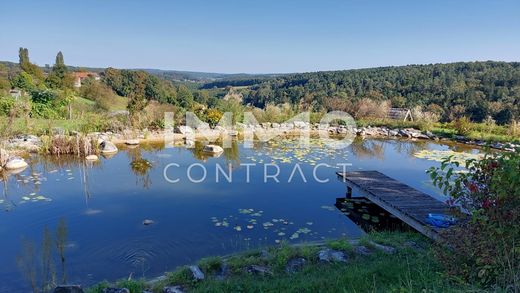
[[0, 138, 481, 291]]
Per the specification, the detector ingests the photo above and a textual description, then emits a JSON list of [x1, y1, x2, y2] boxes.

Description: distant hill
[[207, 61, 520, 123], [0, 61, 277, 82]]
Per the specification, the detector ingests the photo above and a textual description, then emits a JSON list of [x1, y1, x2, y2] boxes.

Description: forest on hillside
[[1, 48, 520, 126], [207, 62, 520, 124]]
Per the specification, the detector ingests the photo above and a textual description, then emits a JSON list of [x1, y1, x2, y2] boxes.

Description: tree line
[[211, 62, 520, 124], [2, 49, 520, 126]]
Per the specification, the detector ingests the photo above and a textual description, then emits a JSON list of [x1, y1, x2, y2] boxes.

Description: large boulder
[[6, 135, 41, 152], [4, 157, 28, 170], [100, 141, 118, 154]]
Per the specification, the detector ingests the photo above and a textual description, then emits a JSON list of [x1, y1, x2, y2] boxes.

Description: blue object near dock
[[425, 213, 457, 228]]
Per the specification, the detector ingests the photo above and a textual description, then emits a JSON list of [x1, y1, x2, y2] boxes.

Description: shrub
[[452, 117, 472, 136], [354, 98, 390, 119], [0, 96, 15, 115], [428, 150, 520, 289], [205, 108, 223, 127]]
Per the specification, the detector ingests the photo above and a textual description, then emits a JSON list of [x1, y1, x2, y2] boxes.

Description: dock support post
[[346, 186, 352, 198]]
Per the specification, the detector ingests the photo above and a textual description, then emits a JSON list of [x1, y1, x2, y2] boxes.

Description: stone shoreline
[[1, 123, 518, 162]]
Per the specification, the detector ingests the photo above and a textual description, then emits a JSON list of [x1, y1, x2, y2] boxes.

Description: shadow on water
[[335, 197, 411, 232]]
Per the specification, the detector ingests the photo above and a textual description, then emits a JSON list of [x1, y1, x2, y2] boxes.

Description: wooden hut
[[387, 108, 413, 122]]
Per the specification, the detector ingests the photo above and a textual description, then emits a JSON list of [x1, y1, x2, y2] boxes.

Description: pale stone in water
[[203, 144, 223, 154], [85, 155, 99, 161], [100, 141, 118, 154], [4, 157, 28, 170], [143, 219, 155, 226]]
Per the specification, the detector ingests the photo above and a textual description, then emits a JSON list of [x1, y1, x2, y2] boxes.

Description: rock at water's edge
[[318, 249, 348, 263], [188, 265, 205, 281], [100, 141, 118, 154], [4, 157, 28, 170]]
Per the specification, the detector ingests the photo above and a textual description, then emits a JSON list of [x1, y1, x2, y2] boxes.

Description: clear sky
[[1, 0, 519, 74]]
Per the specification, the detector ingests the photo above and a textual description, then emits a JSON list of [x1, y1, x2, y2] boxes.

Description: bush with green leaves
[[428, 150, 520, 289], [0, 96, 15, 115]]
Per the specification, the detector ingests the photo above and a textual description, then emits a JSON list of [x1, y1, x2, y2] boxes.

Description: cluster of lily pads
[[244, 138, 349, 167], [55, 169, 75, 181], [15, 172, 47, 185], [413, 149, 483, 165], [9, 168, 78, 206], [211, 208, 323, 244], [20, 193, 52, 203]]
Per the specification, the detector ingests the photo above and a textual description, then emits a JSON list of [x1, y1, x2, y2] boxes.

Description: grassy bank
[[357, 118, 520, 143], [86, 232, 477, 293]]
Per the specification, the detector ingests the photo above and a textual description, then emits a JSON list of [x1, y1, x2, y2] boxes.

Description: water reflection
[[17, 219, 68, 293], [127, 147, 153, 189], [0, 137, 486, 291]]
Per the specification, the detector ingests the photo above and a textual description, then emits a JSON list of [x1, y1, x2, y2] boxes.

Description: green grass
[[106, 95, 128, 111], [85, 279, 146, 293], [326, 238, 354, 253], [126, 232, 478, 293]]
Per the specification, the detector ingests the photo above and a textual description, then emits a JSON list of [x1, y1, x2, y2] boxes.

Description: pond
[[0, 137, 482, 291]]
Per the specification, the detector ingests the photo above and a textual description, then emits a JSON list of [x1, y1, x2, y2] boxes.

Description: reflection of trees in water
[[350, 138, 433, 160], [32, 155, 101, 172], [32, 155, 100, 205], [126, 147, 153, 189], [350, 138, 386, 160], [223, 139, 240, 165], [0, 171, 12, 211], [391, 139, 429, 157], [17, 218, 68, 293]]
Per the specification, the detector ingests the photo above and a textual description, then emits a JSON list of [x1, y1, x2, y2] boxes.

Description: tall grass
[[41, 135, 97, 156]]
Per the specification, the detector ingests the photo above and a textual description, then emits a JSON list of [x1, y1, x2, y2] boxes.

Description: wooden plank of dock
[[336, 171, 452, 241]]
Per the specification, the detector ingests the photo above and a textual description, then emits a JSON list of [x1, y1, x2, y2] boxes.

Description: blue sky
[[1, 0, 519, 73]]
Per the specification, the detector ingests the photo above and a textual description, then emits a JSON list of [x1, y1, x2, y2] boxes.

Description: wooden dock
[[337, 171, 453, 241]]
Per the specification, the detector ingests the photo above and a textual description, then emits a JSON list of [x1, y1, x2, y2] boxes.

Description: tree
[[18, 47, 44, 82], [127, 71, 148, 126], [46, 51, 73, 89], [18, 48, 30, 71], [177, 85, 194, 109], [80, 80, 117, 110], [494, 108, 513, 125], [0, 64, 10, 92]]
